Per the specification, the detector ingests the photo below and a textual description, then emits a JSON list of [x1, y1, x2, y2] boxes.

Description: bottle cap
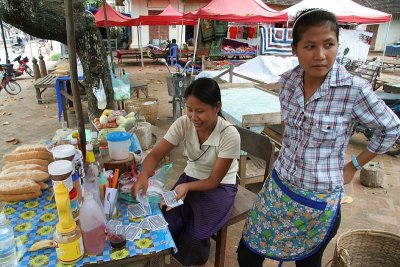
[[86, 143, 93, 151], [52, 144, 75, 159], [70, 138, 78, 145], [48, 160, 74, 176], [69, 188, 77, 199]]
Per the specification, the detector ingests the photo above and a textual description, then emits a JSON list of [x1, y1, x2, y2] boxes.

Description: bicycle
[[164, 59, 193, 121], [0, 64, 22, 95]]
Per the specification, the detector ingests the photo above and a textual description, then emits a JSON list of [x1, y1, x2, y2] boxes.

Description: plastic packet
[[112, 73, 131, 101], [93, 79, 107, 109], [147, 163, 173, 196]]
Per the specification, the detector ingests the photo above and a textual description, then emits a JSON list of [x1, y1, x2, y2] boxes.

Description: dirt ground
[[0, 56, 399, 267]]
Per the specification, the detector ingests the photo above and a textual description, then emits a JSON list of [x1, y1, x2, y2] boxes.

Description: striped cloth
[[260, 27, 293, 56], [275, 62, 400, 192]]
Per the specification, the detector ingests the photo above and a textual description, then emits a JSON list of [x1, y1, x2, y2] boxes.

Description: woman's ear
[[292, 44, 297, 57], [215, 101, 222, 113]]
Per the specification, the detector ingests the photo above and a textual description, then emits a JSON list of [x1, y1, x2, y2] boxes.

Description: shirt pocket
[[310, 116, 342, 145]]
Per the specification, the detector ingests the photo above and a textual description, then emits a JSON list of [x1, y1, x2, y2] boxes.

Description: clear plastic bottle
[[80, 192, 106, 256], [0, 213, 17, 267]]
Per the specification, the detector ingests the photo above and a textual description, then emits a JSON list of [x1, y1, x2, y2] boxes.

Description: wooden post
[[31, 57, 41, 80], [65, 0, 86, 156], [38, 55, 47, 77]]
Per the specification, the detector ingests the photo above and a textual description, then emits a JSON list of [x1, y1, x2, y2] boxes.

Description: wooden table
[[116, 49, 142, 63], [220, 85, 281, 131], [383, 82, 400, 94], [33, 74, 58, 104]]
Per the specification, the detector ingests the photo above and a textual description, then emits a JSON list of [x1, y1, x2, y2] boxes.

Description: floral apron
[[242, 169, 342, 263]]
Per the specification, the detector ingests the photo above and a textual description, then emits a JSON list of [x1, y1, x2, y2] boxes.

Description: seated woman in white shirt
[[132, 77, 240, 266]]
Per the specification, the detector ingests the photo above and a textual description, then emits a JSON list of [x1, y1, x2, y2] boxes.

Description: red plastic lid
[[69, 188, 77, 199]]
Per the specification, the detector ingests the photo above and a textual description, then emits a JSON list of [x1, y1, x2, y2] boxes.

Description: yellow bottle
[[85, 144, 95, 164], [53, 184, 84, 264]]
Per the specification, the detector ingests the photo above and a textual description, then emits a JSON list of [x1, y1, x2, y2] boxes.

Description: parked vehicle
[[353, 92, 400, 156], [11, 55, 34, 78], [164, 59, 193, 121], [0, 64, 22, 95]]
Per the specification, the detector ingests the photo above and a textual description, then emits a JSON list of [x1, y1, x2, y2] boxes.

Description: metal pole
[[0, 20, 10, 64], [103, 0, 114, 73], [381, 19, 391, 66], [65, 0, 86, 156], [138, 23, 144, 67], [191, 19, 200, 75]]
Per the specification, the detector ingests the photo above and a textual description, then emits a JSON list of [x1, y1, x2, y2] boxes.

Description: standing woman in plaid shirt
[[237, 9, 400, 267]]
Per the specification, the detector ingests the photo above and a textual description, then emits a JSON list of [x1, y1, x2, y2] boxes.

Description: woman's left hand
[[174, 183, 189, 201], [160, 183, 189, 211], [343, 162, 357, 184]]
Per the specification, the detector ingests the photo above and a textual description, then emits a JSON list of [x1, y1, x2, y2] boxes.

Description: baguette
[[13, 144, 48, 153], [0, 170, 49, 182], [0, 179, 41, 195], [3, 151, 52, 162], [37, 182, 49, 190], [0, 164, 48, 174], [0, 191, 42, 202], [2, 159, 49, 171]]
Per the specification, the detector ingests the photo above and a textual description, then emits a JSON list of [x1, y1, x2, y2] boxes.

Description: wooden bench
[[33, 74, 58, 104], [212, 185, 257, 267]]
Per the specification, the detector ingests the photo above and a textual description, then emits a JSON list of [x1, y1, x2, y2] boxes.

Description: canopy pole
[[381, 19, 391, 66], [191, 19, 200, 75], [138, 23, 144, 67], [65, 0, 86, 156], [102, 0, 114, 73]]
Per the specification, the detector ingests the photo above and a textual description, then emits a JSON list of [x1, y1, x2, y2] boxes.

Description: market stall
[[0, 115, 176, 266], [183, 0, 288, 73]]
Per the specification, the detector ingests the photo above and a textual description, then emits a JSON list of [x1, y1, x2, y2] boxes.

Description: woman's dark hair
[[292, 9, 339, 47], [184, 77, 224, 117]]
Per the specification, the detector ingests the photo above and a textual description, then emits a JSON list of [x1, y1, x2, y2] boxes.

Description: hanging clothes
[[242, 27, 249, 39], [229, 26, 238, 39], [248, 27, 255, 38]]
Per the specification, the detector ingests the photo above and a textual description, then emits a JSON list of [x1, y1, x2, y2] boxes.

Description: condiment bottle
[[71, 130, 81, 151], [53, 184, 84, 264], [80, 192, 106, 255]]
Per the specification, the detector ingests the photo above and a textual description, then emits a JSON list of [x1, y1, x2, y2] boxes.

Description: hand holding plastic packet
[[119, 163, 173, 203]]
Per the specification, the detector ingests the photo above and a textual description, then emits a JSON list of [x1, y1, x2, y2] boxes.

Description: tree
[[0, 0, 113, 117]]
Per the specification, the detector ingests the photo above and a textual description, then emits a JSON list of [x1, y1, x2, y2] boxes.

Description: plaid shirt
[[274, 62, 400, 192]]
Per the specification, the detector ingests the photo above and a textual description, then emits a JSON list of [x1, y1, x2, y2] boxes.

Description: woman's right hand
[[132, 173, 149, 198]]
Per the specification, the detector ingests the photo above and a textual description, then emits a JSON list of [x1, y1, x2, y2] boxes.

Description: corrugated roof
[[263, 0, 400, 14]]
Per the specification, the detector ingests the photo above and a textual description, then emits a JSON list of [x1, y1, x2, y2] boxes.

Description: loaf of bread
[[0, 179, 41, 195], [37, 182, 49, 190], [3, 151, 52, 162], [0, 191, 42, 202], [2, 159, 49, 171], [1, 164, 48, 174], [13, 144, 48, 153], [0, 170, 49, 182]]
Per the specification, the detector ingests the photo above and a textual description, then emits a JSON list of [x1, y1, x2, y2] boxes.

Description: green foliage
[[85, 0, 102, 5], [49, 53, 62, 61]]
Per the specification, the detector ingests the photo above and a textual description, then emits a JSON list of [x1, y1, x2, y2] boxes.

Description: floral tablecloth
[[4, 187, 176, 267]]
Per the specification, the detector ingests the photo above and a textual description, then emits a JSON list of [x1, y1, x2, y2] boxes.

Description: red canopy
[[136, 4, 197, 26], [184, 0, 287, 23], [94, 2, 136, 27]]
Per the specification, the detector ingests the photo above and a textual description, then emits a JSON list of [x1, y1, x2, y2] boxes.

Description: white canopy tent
[[282, 0, 392, 61]]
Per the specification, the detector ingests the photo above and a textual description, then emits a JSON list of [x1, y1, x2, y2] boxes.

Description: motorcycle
[[353, 91, 400, 156], [11, 55, 34, 78]]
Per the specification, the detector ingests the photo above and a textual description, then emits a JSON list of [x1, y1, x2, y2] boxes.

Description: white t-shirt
[[164, 115, 240, 184]]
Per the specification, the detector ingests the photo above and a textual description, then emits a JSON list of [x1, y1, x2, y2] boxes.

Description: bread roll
[[3, 151, 52, 162], [1, 164, 48, 174], [0, 170, 49, 182], [0, 191, 42, 202], [0, 179, 41, 195], [37, 182, 49, 190], [13, 144, 48, 153], [2, 159, 49, 171]]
